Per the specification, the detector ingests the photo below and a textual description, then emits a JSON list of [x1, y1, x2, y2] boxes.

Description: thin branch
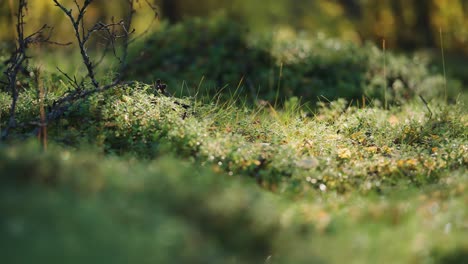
[[56, 67, 82, 90], [128, 0, 159, 45], [116, 0, 136, 80], [53, 0, 136, 88], [45, 0, 138, 125], [93, 38, 113, 67], [1, 0, 65, 140], [53, 0, 99, 88], [46, 80, 135, 123], [419, 95, 433, 120], [3, 0, 143, 137]]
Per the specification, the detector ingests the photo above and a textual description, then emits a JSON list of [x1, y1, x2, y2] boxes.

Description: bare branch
[[56, 67, 82, 91], [1, 0, 63, 140], [3, 0, 146, 138], [128, 0, 159, 45], [46, 80, 136, 124], [53, 0, 99, 88], [45, 0, 139, 125], [53, 0, 137, 88], [419, 95, 433, 120]]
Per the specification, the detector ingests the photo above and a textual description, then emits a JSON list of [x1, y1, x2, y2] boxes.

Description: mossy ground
[[1, 16, 467, 264]]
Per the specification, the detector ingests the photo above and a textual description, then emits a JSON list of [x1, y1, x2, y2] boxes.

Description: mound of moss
[[127, 15, 458, 104], [8, 83, 462, 193], [0, 143, 310, 264], [126, 15, 274, 100], [1, 142, 467, 264]]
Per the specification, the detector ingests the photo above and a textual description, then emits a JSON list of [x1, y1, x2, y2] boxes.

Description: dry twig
[[1, 0, 70, 140]]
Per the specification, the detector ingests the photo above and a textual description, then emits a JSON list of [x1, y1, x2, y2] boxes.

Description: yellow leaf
[[337, 148, 352, 159], [388, 115, 399, 126], [365, 146, 378, 153]]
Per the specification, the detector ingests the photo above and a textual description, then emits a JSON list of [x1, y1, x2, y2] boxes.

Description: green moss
[[0, 15, 467, 264], [126, 15, 460, 104]]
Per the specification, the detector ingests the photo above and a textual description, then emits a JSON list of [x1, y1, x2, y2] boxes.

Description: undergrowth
[[2, 82, 465, 194], [0, 13, 467, 264], [126, 15, 463, 104], [0, 141, 466, 264]]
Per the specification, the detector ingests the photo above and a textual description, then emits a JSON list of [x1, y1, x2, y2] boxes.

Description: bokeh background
[[1, 3, 468, 263], [0, 0, 467, 102], [1, 0, 467, 53]]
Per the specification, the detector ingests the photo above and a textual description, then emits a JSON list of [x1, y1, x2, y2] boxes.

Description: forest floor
[[1, 16, 467, 264], [1, 83, 467, 264]]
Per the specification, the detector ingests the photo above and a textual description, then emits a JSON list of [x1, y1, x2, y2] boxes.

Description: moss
[[126, 15, 460, 104]]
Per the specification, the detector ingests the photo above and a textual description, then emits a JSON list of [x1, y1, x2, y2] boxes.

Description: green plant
[[128, 15, 460, 106]]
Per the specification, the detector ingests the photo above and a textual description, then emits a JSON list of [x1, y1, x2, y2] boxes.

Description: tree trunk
[[161, 0, 181, 23], [413, 0, 434, 48], [338, 0, 361, 18]]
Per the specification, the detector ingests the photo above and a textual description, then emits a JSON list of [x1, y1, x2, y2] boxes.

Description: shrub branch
[[1, 0, 70, 140], [46, 0, 138, 124]]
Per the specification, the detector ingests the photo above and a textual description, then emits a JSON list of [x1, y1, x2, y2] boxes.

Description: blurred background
[[0, 0, 467, 102], [1, 0, 466, 54]]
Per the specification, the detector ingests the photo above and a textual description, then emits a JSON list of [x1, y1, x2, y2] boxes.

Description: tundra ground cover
[[1, 16, 467, 264]]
